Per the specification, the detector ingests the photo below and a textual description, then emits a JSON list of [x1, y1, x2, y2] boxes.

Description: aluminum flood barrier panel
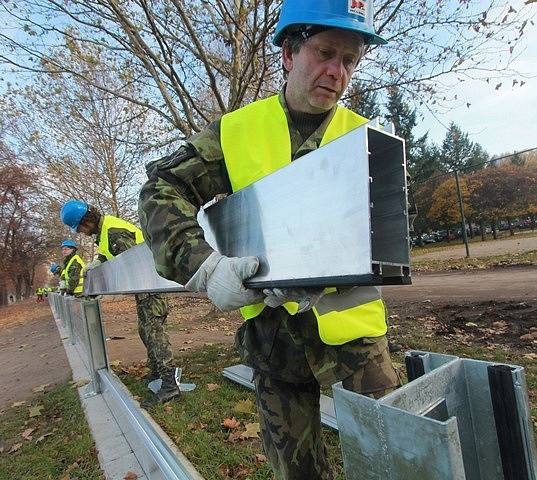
[[84, 243, 186, 296], [199, 123, 411, 288], [333, 352, 537, 480], [99, 368, 203, 480]]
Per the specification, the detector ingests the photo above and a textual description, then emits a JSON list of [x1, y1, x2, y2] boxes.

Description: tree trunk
[[492, 220, 498, 240], [507, 217, 514, 236], [531, 213, 536, 231], [468, 221, 474, 239], [480, 219, 485, 241], [446, 228, 451, 243]]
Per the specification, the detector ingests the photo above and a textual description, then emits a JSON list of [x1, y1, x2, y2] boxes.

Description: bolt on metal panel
[[333, 352, 537, 480]]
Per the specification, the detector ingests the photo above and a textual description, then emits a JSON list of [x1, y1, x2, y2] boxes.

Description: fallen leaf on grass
[[207, 383, 219, 392], [36, 432, 53, 443], [21, 428, 35, 440], [32, 383, 50, 393], [226, 431, 243, 443], [520, 332, 537, 342], [465, 322, 478, 328], [234, 399, 255, 415], [232, 463, 253, 479], [123, 472, 138, 480], [240, 422, 260, 439], [188, 422, 208, 431], [523, 353, 537, 360], [71, 379, 90, 388], [29, 405, 44, 417], [163, 404, 173, 412], [11, 401, 26, 408], [217, 464, 231, 477], [222, 417, 241, 429], [60, 461, 79, 479], [109, 360, 121, 367], [8, 443, 22, 453], [255, 453, 267, 464]]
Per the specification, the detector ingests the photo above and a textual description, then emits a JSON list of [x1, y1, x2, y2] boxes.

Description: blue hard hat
[[61, 239, 77, 249], [273, 0, 386, 46], [60, 200, 89, 231], [50, 263, 60, 273]]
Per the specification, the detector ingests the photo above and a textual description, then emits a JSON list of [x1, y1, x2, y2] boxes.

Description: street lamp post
[[454, 169, 470, 257]]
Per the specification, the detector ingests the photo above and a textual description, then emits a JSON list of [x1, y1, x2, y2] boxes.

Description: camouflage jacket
[[63, 251, 83, 294], [95, 216, 137, 262], [139, 93, 339, 285], [138, 94, 391, 386]]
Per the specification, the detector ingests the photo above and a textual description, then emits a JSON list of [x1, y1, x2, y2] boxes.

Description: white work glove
[[263, 287, 325, 313], [185, 252, 264, 311]]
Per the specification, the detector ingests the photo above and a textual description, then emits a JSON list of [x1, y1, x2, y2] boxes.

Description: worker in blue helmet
[[60, 200, 178, 405], [139, 1, 398, 478], [61, 239, 86, 296]]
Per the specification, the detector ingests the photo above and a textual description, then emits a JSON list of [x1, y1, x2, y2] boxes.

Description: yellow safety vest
[[220, 95, 387, 345], [97, 215, 144, 260], [65, 254, 85, 295]]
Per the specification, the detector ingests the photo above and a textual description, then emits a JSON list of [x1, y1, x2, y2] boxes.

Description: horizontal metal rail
[[99, 369, 203, 480]]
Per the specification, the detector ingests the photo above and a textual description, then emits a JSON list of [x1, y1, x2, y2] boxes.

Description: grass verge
[[118, 345, 345, 480], [117, 330, 537, 480], [0, 382, 103, 480]]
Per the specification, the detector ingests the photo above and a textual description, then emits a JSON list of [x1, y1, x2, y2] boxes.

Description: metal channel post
[[79, 298, 109, 397], [65, 297, 77, 345]]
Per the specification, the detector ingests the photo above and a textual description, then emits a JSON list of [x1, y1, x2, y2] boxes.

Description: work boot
[[141, 375, 180, 408], [144, 371, 160, 385], [388, 342, 402, 353]]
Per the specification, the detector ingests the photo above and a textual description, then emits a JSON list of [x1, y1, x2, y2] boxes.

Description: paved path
[[384, 266, 537, 303], [413, 234, 537, 261], [0, 304, 71, 408]]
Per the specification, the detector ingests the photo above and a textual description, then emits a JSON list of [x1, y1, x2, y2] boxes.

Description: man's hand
[[185, 252, 264, 311], [263, 287, 325, 313]]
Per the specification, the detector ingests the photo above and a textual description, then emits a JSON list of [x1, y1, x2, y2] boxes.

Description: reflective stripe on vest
[[97, 215, 144, 260], [220, 95, 387, 345], [65, 254, 85, 294]]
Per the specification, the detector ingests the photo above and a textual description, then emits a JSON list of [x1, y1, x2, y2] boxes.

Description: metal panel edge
[[98, 369, 203, 480]]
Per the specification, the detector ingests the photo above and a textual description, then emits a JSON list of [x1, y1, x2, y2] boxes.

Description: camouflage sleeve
[[108, 229, 137, 256], [138, 121, 232, 285], [67, 259, 82, 294]]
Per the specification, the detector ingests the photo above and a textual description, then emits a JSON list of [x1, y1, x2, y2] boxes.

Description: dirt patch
[[100, 294, 243, 367], [388, 299, 537, 350]]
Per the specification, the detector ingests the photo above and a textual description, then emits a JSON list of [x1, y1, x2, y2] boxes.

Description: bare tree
[[2, 42, 155, 220], [1, 0, 532, 138]]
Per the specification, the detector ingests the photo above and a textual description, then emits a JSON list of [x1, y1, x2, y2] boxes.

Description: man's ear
[[282, 42, 294, 73]]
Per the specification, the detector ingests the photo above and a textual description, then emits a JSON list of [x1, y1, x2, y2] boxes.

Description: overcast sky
[[414, 2, 537, 157]]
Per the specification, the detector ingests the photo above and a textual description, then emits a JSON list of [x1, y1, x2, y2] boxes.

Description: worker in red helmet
[[139, 1, 399, 477]]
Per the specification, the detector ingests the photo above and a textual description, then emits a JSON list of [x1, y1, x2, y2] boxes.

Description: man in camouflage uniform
[[61, 240, 85, 296], [139, 1, 400, 478], [60, 200, 179, 404]]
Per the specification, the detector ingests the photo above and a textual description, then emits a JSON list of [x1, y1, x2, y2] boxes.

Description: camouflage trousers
[[236, 307, 400, 480], [135, 293, 173, 378]]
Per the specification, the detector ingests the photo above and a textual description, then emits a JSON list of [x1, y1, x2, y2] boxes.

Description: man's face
[[77, 220, 93, 236], [283, 29, 364, 114], [61, 247, 74, 257]]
